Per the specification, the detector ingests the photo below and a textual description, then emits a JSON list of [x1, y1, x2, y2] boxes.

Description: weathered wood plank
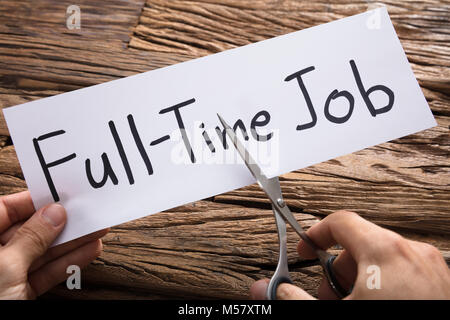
[[0, 0, 448, 300], [131, 0, 450, 94]]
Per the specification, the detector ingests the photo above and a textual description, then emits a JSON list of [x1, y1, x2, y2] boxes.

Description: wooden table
[[0, 0, 448, 299]]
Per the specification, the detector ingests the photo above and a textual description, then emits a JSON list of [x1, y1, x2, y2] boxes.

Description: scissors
[[217, 114, 351, 300]]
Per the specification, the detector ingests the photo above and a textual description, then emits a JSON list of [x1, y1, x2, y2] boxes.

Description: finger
[[297, 211, 384, 261], [28, 239, 102, 297], [277, 283, 315, 300], [408, 240, 448, 273], [0, 191, 35, 234], [30, 228, 109, 272], [250, 279, 269, 300], [317, 250, 357, 300], [317, 277, 338, 300], [297, 238, 317, 260], [0, 222, 23, 245], [332, 249, 357, 290], [3, 203, 66, 269]]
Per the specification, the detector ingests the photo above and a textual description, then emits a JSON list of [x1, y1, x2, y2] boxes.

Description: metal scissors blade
[[216, 114, 269, 189], [217, 113, 311, 244]]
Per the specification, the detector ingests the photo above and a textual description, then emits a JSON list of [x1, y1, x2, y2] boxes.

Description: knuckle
[[334, 210, 357, 217], [421, 243, 442, 261], [331, 210, 359, 222], [16, 225, 48, 253], [366, 231, 408, 259], [329, 210, 359, 227], [0, 195, 19, 224], [386, 233, 410, 255]]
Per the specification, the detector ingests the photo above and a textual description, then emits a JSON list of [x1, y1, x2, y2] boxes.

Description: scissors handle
[[316, 248, 351, 299], [267, 208, 351, 300], [266, 207, 293, 300]]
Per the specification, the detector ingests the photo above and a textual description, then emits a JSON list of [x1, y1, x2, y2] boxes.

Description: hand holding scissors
[[218, 114, 351, 299]]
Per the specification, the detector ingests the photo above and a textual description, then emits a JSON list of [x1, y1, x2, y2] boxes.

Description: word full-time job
[[33, 59, 394, 202]]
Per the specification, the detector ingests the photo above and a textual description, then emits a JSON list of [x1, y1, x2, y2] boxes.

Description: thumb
[[5, 203, 66, 269], [250, 279, 270, 299], [277, 283, 316, 300]]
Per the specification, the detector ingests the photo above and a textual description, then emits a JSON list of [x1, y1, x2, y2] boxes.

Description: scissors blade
[[217, 113, 313, 243], [217, 114, 285, 211], [216, 113, 270, 188]]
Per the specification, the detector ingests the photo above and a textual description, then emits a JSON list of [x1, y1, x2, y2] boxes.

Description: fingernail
[[42, 203, 66, 227]]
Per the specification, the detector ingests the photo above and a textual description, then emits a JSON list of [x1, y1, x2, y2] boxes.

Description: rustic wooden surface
[[0, 0, 448, 299]]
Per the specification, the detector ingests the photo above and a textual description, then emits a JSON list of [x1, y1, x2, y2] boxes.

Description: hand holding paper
[[0, 191, 106, 299]]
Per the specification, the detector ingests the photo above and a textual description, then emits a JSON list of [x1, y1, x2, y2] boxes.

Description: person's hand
[[250, 210, 450, 300], [0, 191, 108, 299]]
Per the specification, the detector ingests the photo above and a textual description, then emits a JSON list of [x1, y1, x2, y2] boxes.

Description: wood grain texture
[[0, 0, 448, 299]]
